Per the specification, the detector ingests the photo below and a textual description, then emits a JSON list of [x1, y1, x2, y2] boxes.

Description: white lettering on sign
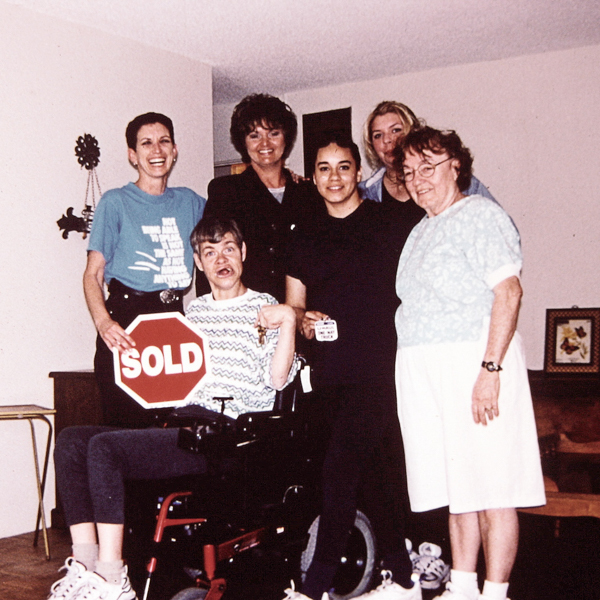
[[121, 343, 204, 379], [180, 343, 203, 372], [163, 345, 182, 374], [121, 350, 142, 378], [141, 346, 164, 377]]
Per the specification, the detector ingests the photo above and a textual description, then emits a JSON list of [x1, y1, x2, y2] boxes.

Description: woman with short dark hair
[[201, 94, 313, 302], [285, 132, 419, 600], [84, 112, 206, 428]]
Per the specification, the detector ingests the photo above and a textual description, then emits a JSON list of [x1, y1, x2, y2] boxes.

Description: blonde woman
[[360, 101, 494, 206]]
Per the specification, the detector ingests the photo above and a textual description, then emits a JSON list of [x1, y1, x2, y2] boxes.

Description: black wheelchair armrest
[[176, 409, 300, 454], [236, 410, 300, 437], [167, 405, 236, 454]]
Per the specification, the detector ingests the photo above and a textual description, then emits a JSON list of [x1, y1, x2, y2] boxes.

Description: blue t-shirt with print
[[89, 183, 206, 291]]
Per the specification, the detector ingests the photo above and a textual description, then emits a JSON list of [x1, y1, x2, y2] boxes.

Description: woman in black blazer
[[201, 94, 316, 302]]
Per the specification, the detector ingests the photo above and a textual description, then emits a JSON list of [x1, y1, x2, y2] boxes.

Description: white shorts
[[396, 328, 546, 513]]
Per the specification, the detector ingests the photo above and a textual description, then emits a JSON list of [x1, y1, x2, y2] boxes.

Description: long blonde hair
[[363, 101, 420, 170]]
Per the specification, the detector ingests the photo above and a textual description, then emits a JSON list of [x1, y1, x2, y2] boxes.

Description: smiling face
[[194, 232, 247, 300], [371, 112, 408, 170], [313, 143, 362, 218], [244, 123, 286, 170], [128, 122, 177, 184], [402, 148, 462, 217]]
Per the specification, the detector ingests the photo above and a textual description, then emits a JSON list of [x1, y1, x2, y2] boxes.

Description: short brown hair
[[125, 112, 174, 150], [190, 216, 244, 255], [394, 126, 474, 193]]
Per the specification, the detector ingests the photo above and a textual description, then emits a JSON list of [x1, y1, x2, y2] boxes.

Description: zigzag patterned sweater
[[185, 289, 296, 419]]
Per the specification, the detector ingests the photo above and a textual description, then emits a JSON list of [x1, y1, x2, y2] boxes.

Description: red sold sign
[[113, 312, 210, 408]]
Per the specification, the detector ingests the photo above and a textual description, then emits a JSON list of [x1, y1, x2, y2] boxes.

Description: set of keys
[[257, 325, 267, 345]]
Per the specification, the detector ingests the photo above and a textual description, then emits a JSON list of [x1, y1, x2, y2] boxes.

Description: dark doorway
[[302, 107, 352, 177]]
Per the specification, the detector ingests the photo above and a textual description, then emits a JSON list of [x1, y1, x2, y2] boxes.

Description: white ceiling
[[8, 0, 600, 104]]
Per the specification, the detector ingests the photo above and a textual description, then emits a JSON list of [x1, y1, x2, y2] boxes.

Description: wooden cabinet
[[49, 370, 102, 527], [529, 370, 600, 493], [528, 370, 600, 439], [49, 370, 103, 436]]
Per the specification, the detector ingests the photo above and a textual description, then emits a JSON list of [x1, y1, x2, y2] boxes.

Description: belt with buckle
[[108, 279, 182, 305]]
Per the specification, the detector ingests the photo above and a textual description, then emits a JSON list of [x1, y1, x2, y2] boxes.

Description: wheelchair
[[123, 362, 378, 600]]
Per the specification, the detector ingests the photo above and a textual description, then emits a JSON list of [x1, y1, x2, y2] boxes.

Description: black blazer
[[197, 166, 319, 302]]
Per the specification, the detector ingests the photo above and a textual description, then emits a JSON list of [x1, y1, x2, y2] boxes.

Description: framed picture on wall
[[544, 307, 600, 374]]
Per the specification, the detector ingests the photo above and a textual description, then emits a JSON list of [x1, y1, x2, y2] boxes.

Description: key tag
[[314, 319, 338, 342]]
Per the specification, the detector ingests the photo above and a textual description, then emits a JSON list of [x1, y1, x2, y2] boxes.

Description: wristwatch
[[482, 361, 502, 372]]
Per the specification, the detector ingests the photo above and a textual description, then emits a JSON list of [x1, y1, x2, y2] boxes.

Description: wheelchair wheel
[[169, 587, 208, 600], [301, 510, 376, 600]]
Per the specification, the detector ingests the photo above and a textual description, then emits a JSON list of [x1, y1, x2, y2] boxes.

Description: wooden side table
[[0, 404, 56, 560]]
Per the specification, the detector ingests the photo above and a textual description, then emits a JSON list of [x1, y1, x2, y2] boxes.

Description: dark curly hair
[[230, 94, 298, 164], [126, 112, 175, 150], [393, 126, 473, 192]]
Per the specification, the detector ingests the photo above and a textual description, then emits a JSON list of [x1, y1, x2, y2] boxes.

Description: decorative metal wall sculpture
[[57, 133, 102, 239]]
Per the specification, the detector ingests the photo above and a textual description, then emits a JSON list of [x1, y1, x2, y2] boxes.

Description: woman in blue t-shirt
[[83, 112, 205, 427]]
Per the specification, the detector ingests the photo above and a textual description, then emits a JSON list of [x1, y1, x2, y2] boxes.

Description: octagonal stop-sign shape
[[113, 312, 210, 409]]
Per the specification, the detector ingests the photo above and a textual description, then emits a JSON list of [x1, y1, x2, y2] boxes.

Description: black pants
[[94, 281, 184, 428], [55, 426, 208, 526], [303, 379, 412, 597]]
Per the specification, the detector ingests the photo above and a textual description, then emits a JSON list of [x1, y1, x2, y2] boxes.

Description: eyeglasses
[[401, 156, 453, 182]]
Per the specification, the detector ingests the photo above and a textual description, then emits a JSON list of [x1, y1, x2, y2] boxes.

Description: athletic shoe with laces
[[411, 542, 450, 590], [281, 581, 328, 600], [71, 569, 137, 600], [47, 557, 92, 600], [405, 539, 420, 564], [433, 582, 479, 600], [352, 570, 422, 600]]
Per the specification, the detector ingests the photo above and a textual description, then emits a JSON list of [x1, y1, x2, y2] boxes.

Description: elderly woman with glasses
[[393, 126, 545, 600]]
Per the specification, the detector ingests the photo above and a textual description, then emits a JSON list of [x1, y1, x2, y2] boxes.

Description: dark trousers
[[55, 426, 208, 527], [94, 281, 184, 428], [303, 380, 412, 597]]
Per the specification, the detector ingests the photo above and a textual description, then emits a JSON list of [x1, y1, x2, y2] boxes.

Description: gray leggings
[[55, 426, 208, 526]]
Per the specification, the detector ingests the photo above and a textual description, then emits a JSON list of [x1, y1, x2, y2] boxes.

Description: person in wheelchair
[[49, 216, 297, 600], [285, 133, 420, 600]]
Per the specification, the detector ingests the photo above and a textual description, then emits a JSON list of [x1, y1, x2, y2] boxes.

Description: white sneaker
[[352, 571, 422, 600], [405, 539, 419, 564], [411, 542, 450, 590], [281, 581, 329, 600], [433, 582, 479, 600], [72, 569, 137, 600], [48, 558, 92, 600]]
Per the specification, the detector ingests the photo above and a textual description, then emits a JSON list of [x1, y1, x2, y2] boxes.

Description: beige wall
[[0, 2, 213, 538], [2, 0, 598, 540], [215, 44, 600, 370]]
